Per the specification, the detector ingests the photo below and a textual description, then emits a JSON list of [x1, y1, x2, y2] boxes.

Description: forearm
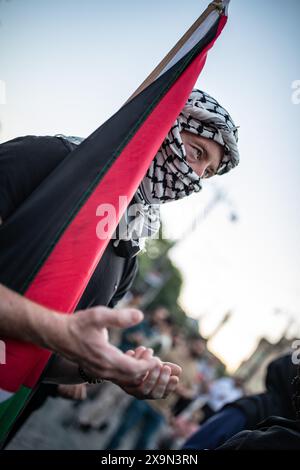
[[0, 288, 158, 389], [43, 355, 86, 385], [0, 283, 68, 352]]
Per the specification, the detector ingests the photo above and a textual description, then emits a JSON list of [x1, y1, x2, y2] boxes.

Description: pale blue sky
[[0, 0, 299, 369]]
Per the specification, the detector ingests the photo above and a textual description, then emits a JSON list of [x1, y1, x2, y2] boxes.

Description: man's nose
[[196, 161, 208, 178]]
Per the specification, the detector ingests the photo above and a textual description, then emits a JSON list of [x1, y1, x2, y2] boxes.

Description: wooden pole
[[125, 1, 223, 104]]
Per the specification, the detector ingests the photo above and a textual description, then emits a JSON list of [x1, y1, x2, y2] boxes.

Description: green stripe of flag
[[0, 386, 32, 445]]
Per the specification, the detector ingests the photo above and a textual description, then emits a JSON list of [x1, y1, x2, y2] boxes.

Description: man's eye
[[195, 147, 203, 160]]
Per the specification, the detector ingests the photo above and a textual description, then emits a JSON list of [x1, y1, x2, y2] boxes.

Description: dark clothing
[[183, 354, 298, 450], [217, 417, 300, 450], [77, 239, 137, 309], [0, 135, 138, 308], [0, 135, 138, 446], [217, 356, 300, 450], [183, 407, 246, 450], [0, 136, 75, 223], [226, 354, 297, 430]]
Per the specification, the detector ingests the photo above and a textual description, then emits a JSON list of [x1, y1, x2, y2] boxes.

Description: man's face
[[181, 130, 224, 179]]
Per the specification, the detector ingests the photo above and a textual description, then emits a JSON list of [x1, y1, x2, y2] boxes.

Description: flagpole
[[125, 1, 223, 104]]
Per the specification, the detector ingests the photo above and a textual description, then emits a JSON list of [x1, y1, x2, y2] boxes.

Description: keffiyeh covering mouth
[[122, 88, 240, 252], [59, 89, 240, 256]]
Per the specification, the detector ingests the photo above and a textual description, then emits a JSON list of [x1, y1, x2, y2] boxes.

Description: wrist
[[27, 302, 70, 354], [43, 312, 71, 355]]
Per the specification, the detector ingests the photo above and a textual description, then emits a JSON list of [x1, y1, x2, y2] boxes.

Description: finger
[[140, 348, 154, 360], [125, 348, 155, 366], [66, 388, 80, 400], [109, 353, 157, 389], [137, 348, 156, 383], [108, 344, 158, 375], [82, 343, 152, 379], [163, 362, 182, 377], [125, 350, 135, 357], [97, 345, 158, 381], [163, 375, 179, 398], [134, 347, 151, 381], [81, 385, 87, 400], [151, 365, 172, 399], [140, 365, 162, 395], [91, 307, 144, 329], [100, 366, 151, 386], [82, 341, 159, 381], [134, 346, 147, 359]]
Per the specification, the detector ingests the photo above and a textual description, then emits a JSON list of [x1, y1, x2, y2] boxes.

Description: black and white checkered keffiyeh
[[138, 88, 239, 206], [59, 89, 239, 255], [131, 88, 239, 250]]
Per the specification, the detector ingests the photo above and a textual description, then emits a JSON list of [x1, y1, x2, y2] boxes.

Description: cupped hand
[[113, 346, 182, 400]]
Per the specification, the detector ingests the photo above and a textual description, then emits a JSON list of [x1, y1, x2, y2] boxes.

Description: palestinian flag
[[0, 0, 230, 446]]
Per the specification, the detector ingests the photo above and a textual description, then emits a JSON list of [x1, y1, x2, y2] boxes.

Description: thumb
[[91, 307, 144, 329]]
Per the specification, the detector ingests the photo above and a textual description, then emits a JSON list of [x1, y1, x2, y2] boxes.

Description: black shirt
[[217, 417, 300, 450], [224, 354, 298, 430], [0, 135, 137, 308]]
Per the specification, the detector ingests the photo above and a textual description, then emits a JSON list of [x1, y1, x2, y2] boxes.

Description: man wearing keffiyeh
[[139, 88, 239, 206], [0, 88, 239, 398], [115, 88, 239, 253]]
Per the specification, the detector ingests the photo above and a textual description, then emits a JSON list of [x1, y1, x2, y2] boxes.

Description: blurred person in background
[[183, 354, 298, 449], [199, 375, 244, 423], [118, 306, 171, 353]]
